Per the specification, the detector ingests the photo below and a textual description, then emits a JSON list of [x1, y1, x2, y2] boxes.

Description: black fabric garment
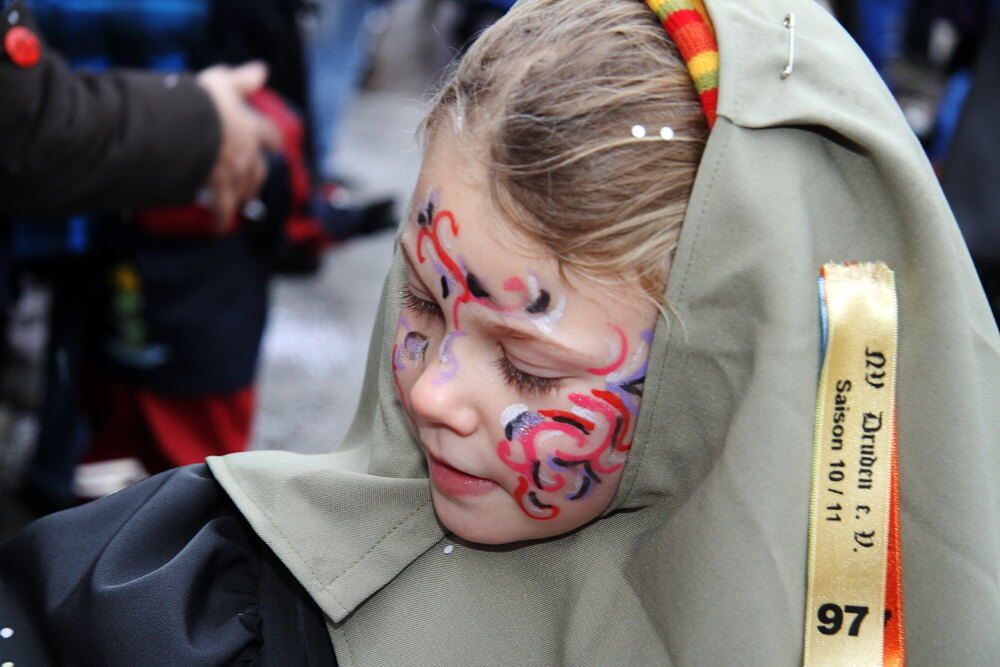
[[0, 464, 336, 665], [942, 10, 1000, 262], [942, 11, 1000, 320], [99, 154, 295, 395], [0, 1, 220, 218], [99, 224, 270, 394]]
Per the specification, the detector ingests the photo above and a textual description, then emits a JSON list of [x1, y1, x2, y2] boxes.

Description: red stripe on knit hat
[[698, 86, 718, 126], [662, 8, 701, 33], [665, 17, 716, 63], [645, 0, 719, 128]]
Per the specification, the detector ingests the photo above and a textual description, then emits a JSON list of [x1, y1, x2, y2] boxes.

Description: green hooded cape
[[208, 0, 1000, 662]]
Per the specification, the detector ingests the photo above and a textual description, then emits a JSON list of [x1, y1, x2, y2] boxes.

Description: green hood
[[208, 0, 1000, 662]]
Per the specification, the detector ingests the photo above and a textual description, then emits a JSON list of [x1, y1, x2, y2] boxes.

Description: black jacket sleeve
[[0, 464, 337, 666], [941, 11, 1000, 263], [0, 1, 221, 218]]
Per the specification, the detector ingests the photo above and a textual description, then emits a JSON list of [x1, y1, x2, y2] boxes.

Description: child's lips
[[426, 452, 499, 497]]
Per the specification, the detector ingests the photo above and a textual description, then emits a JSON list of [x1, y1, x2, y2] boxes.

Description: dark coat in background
[[942, 11, 1000, 260], [941, 10, 1000, 319], [0, 0, 220, 219]]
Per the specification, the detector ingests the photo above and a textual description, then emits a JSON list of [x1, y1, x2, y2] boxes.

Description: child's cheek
[[495, 385, 634, 522]]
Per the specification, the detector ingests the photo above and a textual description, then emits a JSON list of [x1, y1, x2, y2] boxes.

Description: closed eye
[[401, 283, 443, 318], [492, 345, 563, 396]]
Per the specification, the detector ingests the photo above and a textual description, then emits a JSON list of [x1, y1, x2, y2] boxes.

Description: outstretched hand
[[197, 61, 282, 232]]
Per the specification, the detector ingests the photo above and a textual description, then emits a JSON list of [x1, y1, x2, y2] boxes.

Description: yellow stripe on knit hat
[[643, 0, 719, 127], [687, 50, 717, 82]]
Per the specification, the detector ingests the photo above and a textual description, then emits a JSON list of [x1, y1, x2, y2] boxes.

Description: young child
[[386, 0, 707, 543], [2, 0, 997, 664]]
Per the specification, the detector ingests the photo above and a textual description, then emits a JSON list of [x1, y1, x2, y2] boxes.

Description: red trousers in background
[[78, 375, 253, 498]]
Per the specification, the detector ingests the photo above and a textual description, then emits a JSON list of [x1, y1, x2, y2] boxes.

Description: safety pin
[[781, 13, 796, 78]]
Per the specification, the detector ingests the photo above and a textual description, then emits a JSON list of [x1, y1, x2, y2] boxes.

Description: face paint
[[587, 324, 629, 375], [528, 295, 567, 334], [415, 199, 500, 330], [525, 289, 550, 314], [493, 323, 647, 520], [503, 277, 526, 292], [392, 317, 432, 405], [393, 317, 413, 409], [410, 196, 644, 521], [602, 328, 653, 415], [416, 188, 441, 228], [413, 194, 570, 337], [434, 330, 467, 384], [521, 273, 567, 333], [465, 272, 491, 299], [403, 331, 430, 362], [507, 412, 545, 442]]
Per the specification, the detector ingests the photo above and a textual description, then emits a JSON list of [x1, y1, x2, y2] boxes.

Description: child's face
[[393, 137, 658, 544]]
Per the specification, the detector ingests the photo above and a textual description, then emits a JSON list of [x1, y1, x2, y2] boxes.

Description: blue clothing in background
[[14, 0, 210, 260], [27, 0, 209, 72], [306, 0, 385, 182]]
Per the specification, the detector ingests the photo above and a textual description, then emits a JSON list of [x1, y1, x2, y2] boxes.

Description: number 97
[[817, 603, 869, 636]]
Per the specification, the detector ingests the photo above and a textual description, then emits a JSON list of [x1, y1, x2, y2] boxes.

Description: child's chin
[[432, 497, 572, 545]]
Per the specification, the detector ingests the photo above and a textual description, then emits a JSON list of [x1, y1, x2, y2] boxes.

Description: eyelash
[[493, 346, 563, 396], [401, 283, 443, 318], [402, 282, 561, 395]]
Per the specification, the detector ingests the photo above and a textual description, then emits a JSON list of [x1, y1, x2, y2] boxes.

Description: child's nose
[[408, 336, 479, 436]]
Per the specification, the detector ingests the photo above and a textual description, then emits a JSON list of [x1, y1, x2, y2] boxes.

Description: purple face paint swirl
[[403, 331, 430, 362], [502, 408, 545, 441], [602, 328, 653, 415], [394, 316, 413, 372], [434, 330, 467, 384]]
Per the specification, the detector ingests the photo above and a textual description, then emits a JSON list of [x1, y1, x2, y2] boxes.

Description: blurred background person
[[1, 0, 317, 522], [0, 1, 277, 230], [303, 0, 396, 240]]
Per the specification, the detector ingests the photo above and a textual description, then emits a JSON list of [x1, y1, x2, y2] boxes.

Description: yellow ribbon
[[804, 262, 899, 666]]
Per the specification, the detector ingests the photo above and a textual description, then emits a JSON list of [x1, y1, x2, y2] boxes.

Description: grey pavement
[[251, 231, 395, 454]]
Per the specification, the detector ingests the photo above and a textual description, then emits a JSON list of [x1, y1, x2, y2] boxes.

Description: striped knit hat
[[644, 0, 719, 127]]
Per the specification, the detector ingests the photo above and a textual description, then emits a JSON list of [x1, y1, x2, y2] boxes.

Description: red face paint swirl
[[414, 205, 562, 334], [495, 324, 641, 521]]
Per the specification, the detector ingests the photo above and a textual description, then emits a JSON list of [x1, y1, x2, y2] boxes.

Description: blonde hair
[[424, 0, 708, 304]]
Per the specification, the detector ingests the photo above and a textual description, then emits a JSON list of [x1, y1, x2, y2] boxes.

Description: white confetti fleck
[[443, 545, 454, 555], [0, 628, 11, 639]]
